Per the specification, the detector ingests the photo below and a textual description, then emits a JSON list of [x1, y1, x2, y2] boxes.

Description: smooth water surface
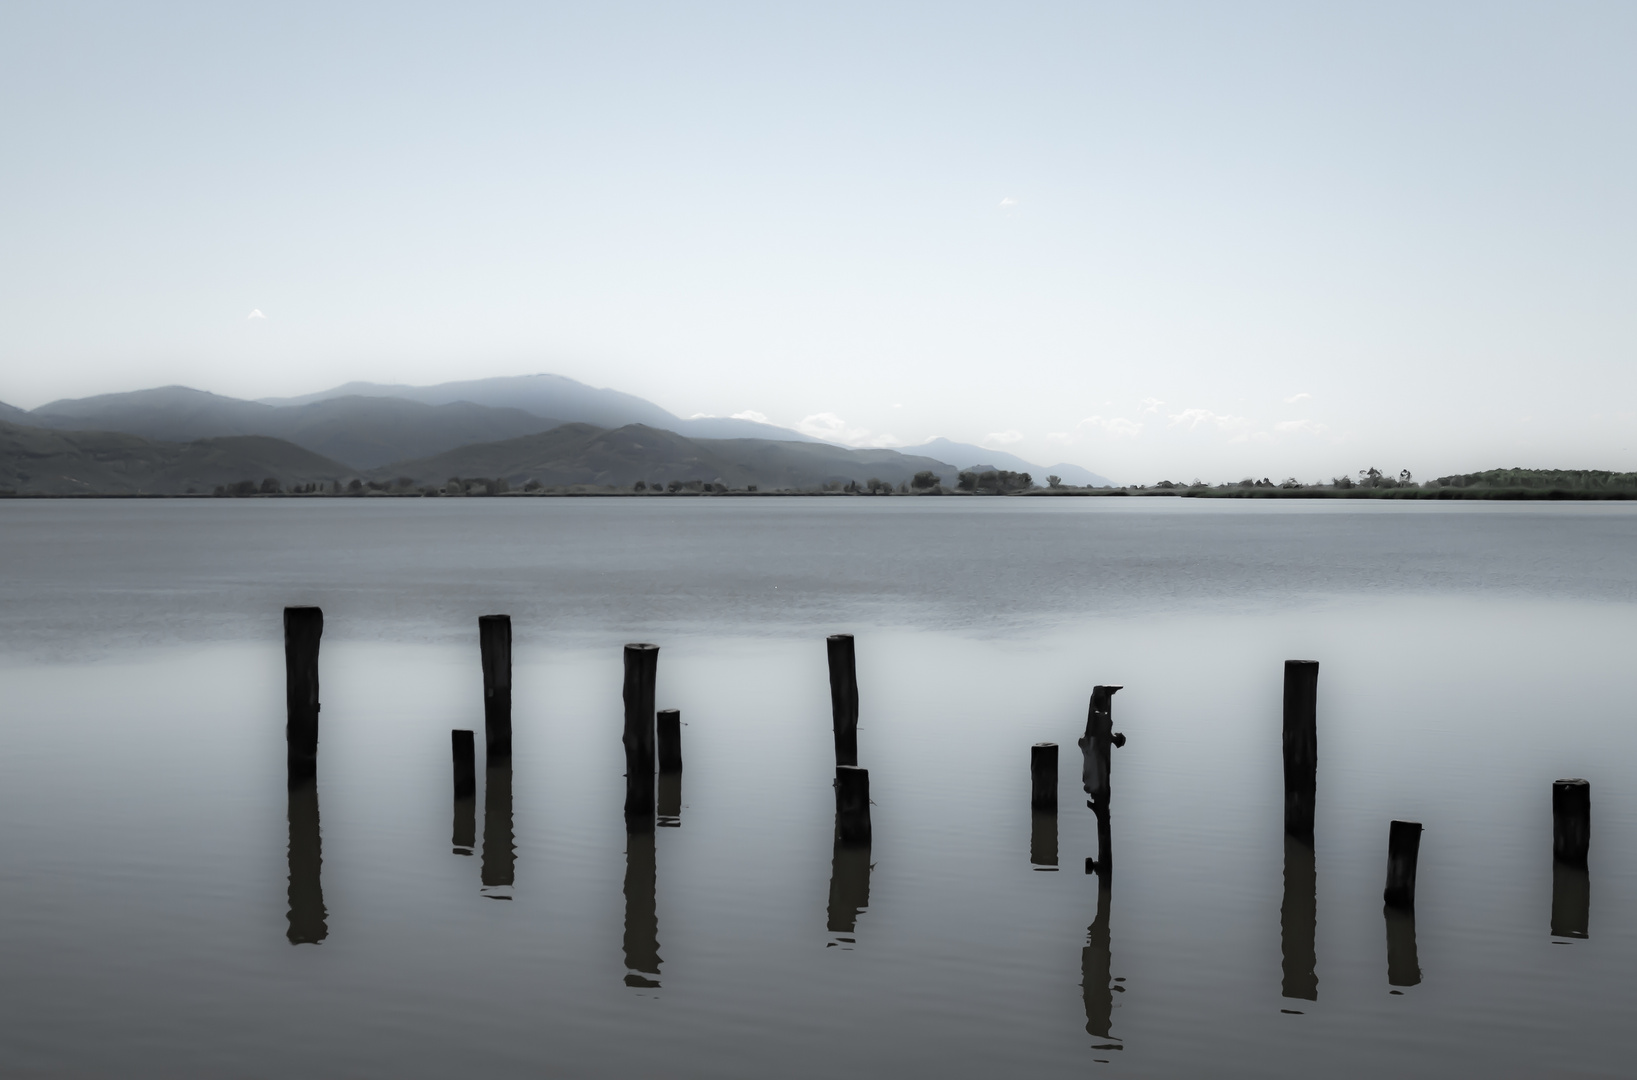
[[0, 498, 1633, 1078]]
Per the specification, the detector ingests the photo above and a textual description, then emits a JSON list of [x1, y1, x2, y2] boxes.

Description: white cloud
[[688, 412, 716, 419], [1167, 408, 1258, 441], [1140, 397, 1165, 414], [1080, 415, 1144, 438], [730, 409, 770, 424], [1273, 419, 1328, 435], [798, 412, 875, 446], [999, 196, 1018, 207], [247, 309, 266, 320], [1283, 392, 1313, 405], [982, 430, 1024, 447]]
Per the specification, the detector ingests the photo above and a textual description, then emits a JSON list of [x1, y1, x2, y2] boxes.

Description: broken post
[[623, 643, 659, 830], [1552, 779, 1590, 867], [835, 765, 871, 846], [1282, 660, 1319, 843], [1079, 685, 1124, 880], [479, 615, 512, 760], [1383, 820, 1423, 910], [283, 606, 323, 786], [451, 729, 476, 855], [1031, 742, 1059, 811], [827, 634, 859, 767]]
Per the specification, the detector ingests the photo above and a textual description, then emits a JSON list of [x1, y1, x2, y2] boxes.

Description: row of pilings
[[281, 608, 1596, 1005]]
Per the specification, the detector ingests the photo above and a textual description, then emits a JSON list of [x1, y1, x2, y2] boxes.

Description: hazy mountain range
[[0, 374, 1110, 495]]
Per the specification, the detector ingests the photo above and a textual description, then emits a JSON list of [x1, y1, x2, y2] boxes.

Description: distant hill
[[261, 374, 830, 445], [22, 386, 564, 468], [0, 399, 32, 425], [0, 420, 350, 495], [373, 423, 962, 489], [908, 438, 1112, 487]]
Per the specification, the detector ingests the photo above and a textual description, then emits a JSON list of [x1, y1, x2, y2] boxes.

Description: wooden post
[[658, 708, 683, 773], [1383, 820, 1422, 910], [283, 606, 323, 786], [1031, 742, 1059, 811], [1282, 660, 1319, 842], [479, 615, 512, 760], [451, 729, 476, 855], [835, 765, 871, 846], [622, 643, 659, 830], [827, 634, 859, 767], [1552, 779, 1590, 867], [1079, 685, 1124, 880]]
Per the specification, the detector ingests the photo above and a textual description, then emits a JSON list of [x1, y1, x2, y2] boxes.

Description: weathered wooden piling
[[479, 615, 512, 760], [658, 708, 683, 774], [1031, 742, 1059, 811], [1552, 779, 1590, 867], [1282, 660, 1319, 842], [451, 729, 476, 854], [283, 606, 323, 785], [827, 634, 860, 767], [1383, 820, 1423, 910], [1080, 686, 1124, 811], [622, 643, 660, 829], [835, 765, 871, 845]]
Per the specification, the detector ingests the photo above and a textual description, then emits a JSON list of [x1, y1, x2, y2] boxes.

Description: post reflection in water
[[1081, 882, 1123, 1052], [286, 777, 327, 945], [657, 771, 681, 829], [1029, 810, 1058, 870], [480, 765, 514, 898], [1551, 862, 1590, 940], [1281, 837, 1318, 1001], [623, 831, 661, 987], [1385, 907, 1421, 987], [826, 825, 872, 947]]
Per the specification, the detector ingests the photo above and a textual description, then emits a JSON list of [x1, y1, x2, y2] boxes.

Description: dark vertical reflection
[[826, 828, 873, 945], [480, 765, 514, 898], [1082, 882, 1122, 1048], [1551, 862, 1590, 939], [1029, 810, 1058, 870], [1385, 907, 1421, 987], [623, 831, 661, 987], [657, 771, 682, 828], [452, 792, 476, 856], [286, 778, 327, 944], [1281, 837, 1318, 1000]]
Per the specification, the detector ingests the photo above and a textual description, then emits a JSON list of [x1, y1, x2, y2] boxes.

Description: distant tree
[[1399, 469, 1413, 483], [911, 470, 940, 490], [1018, 472, 1032, 488], [260, 477, 280, 494], [746, 484, 759, 492], [634, 480, 647, 492], [957, 471, 978, 492], [898, 481, 908, 493], [213, 485, 226, 497], [1280, 477, 1303, 489], [866, 477, 884, 493], [1047, 474, 1062, 488], [1333, 475, 1355, 489], [667, 480, 683, 493], [347, 479, 363, 493], [523, 479, 543, 492]]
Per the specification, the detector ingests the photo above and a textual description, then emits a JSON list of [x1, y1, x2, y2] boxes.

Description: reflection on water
[[1385, 908, 1421, 988], [1552, 863, 1590, 940], [658, 772, 681, 829], [1281, 837, 1318, 1001], [286, 778, 327, 945], [451, 729, 476, 856], [623, 831, 660, 988], [826, 826, 872, 947], [481, 765, 514, 898], [1082, 883, 1122, 1052], [1029, 810, 1058, 870]]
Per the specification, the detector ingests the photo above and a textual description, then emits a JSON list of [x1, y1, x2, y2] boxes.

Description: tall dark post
[[623, 830, 661, 987], [283, 607, 323, 786], [1031, 742, 1059, 810], [1552, 779, 1590, 867], [827, 634, 860, 767], [479, 615, 512, 760], [1080, 685, 1124, 880], [657, 708, 682, 827], [622, 644, 659, 830], [451, 729, 476, 855], [1282, 660, 1319, 843], [1383, 820, 1422, 910], [480, 763, 514, 898], [835, 765, 871, 846], [286, 781, 327, 944], [1281, 836, 1318, 1000], [1081, 882, 1121, 1048], [1551, 778, 1591, 938]]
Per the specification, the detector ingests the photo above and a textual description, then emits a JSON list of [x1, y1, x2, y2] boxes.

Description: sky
[[2, 1, 1634, 483]]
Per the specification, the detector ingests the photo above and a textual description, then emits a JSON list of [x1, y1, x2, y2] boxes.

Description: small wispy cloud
[[982, 430, 1024, 447], [999, 196, 1018, 208], [1283, 392, 1312, 405], [797, 412, 881, 447], [1168, 408, 1258, 441], [730, 410, 770, 424], [1139, 397, 1165, 414], [688, 412, 717, 419], [247, 309, 266, 320]]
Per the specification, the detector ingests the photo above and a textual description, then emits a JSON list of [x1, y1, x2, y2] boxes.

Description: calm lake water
[[0, 497, 1633, 1078]]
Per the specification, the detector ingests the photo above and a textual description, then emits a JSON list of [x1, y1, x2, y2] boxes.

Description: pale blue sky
[[2, 1, 1633, 480]]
